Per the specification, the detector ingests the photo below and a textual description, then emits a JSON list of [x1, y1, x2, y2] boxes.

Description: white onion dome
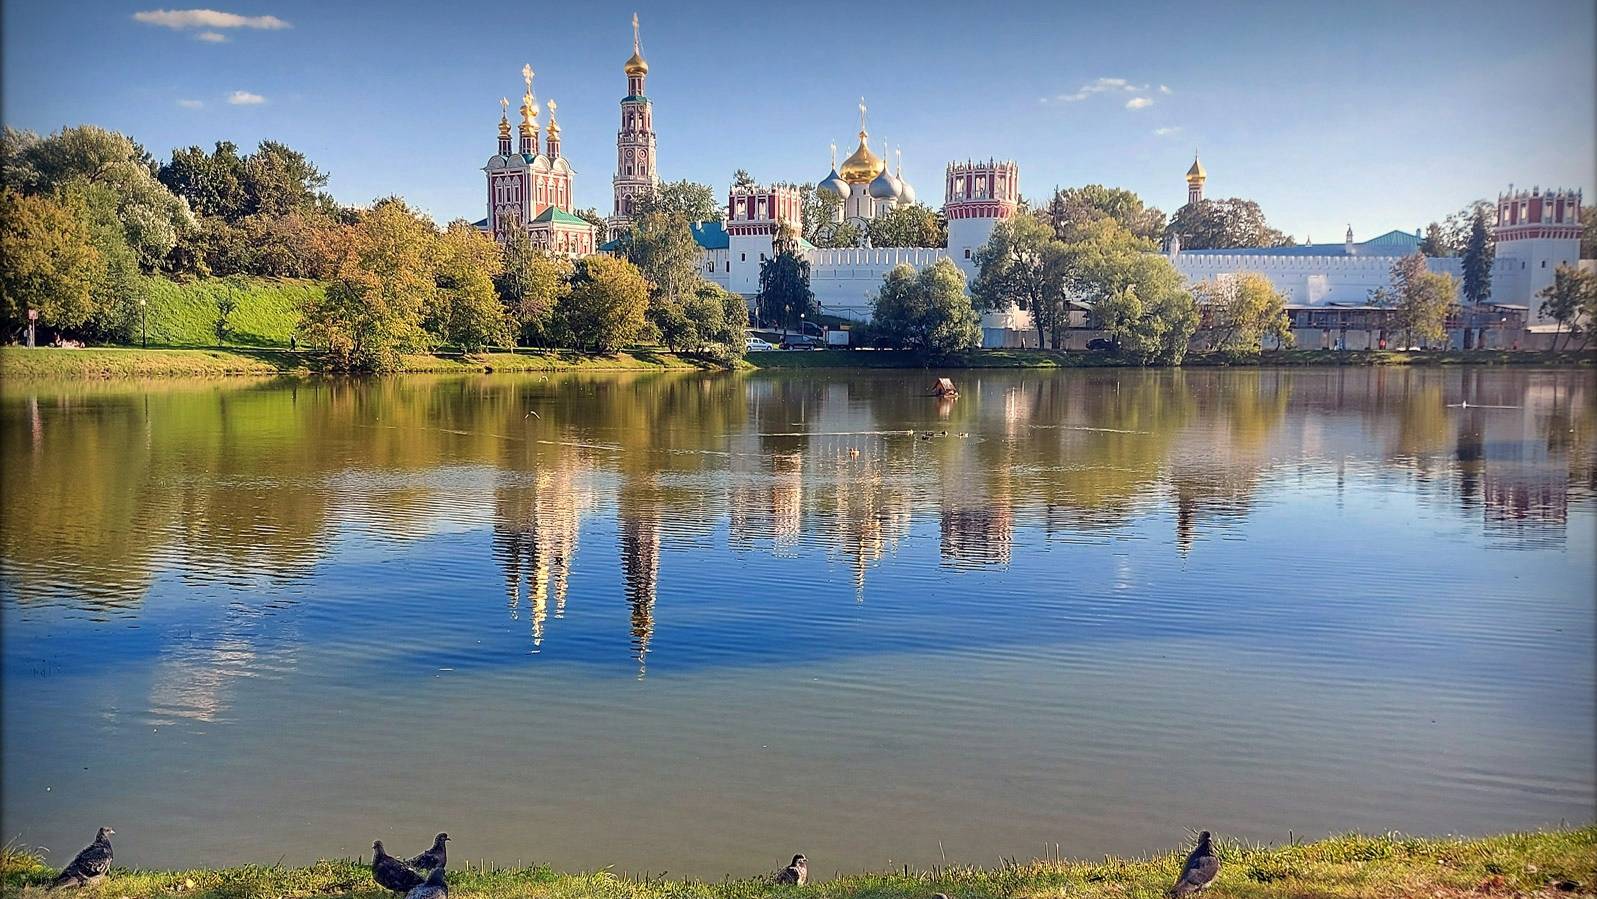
[[868, 163, 901, 200], [818, 169, 849, 198], [898, 178, 916, 205]]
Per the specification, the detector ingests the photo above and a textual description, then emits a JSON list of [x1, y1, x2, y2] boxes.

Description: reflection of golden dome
[[1186, 155, 1205, 181], [624, 50, 648, 76], [838, 132, 883, 184]]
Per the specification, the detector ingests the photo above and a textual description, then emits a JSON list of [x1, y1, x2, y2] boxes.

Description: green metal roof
[[532, 206, 596, 227]]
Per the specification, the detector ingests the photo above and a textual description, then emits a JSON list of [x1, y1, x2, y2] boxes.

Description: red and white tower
[[944, 159, 1019, 282], [483, 65, 595, 256], [608, 13, 658, 241], [1491, 185, 1583, 322], [725, 184, 802, 294]]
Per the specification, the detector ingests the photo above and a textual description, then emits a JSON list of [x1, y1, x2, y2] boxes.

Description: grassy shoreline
[[2, 827, 1592, 899], [1, 345, 1590, 380]]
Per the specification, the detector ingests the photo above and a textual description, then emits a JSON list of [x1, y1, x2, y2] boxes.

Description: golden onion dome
[[838, 132, 883, 184], [498, 116, 511, 139], [1186, 155, 1205, 181], [624, 49, 649, 76]]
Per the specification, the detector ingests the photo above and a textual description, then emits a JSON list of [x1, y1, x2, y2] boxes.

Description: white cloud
[[194, 30, 229, 42], [133, 9, 291, 30], [227, 90, 265, 105], [1153, 126, 1182, 137], [1126, 97, 1154, 110], [177, 98, 205, 109], [1159, 84, 1173, 95], [1042, 76, 1154, 104]]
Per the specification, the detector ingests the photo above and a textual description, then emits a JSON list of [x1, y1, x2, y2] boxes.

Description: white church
[[478, 16, 1588, 350]]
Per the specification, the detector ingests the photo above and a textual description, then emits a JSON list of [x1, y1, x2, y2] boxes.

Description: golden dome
[[498, 116, 511, 139], [624, 50, 648, 76], [1186, 155, 1205, 181], [838, 132, 883, 184]]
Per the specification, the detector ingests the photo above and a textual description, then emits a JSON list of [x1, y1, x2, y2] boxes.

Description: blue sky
[[4, 0, 1594, 241]]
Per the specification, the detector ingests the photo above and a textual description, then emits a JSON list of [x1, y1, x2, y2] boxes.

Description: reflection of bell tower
[[619, 487, 660, 678]]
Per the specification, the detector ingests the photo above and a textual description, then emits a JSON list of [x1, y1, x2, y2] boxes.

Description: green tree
[[551, 255, 650, 354], [1045, 184, 1166, 243], [496, 228, 570, 344], [866, 203, 946, 248], [623, 209, 707, 341], [1460, 207, 1493, 305], [1194, 272, 1293, 355], [215, 288, 237, 344], [1582, 206, 1596, 260], [756, 242, 815, 330], [1389, 252, 1456, 348], [1164, 198, 1293, 250], [431, 221, 511, 350], [0, 188, 102, 334], [159, 141, 248, 220], [1537, 264, 1597, 350], [574, 207, 608, 232], [632, 179, 721, 222], [731, 169, 755, 190], [658, 282, 748, 361], [242, 140, 330, 218], [870, 259, 979, 354], [300, 199, 437, 371], [1439, 200, 1494, 256], [1063, 220, 1196, 363], [971, 213, 1061, 348], [56, 179, 146, 341], [1418, 222, 1448, 256], [6, 125, 193, 271]]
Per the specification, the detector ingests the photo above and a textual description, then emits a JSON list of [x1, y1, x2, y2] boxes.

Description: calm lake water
[[2, 366, 1593, 878]]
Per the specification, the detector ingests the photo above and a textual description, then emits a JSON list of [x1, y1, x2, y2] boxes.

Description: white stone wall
[[1171, 253, 1464, 305], [1492, 236, 1582, 324], [804, 247, 951, 321]]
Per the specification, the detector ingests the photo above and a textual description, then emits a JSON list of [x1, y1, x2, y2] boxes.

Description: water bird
[[406, 865, 448, 899], [50, 827, 114, 890], [408, 833, 449, 871], [372, 841, 425, 893], [774, 853, 808, 885], [523, 409, 540, 419], [1169, 831, 1219, 896]]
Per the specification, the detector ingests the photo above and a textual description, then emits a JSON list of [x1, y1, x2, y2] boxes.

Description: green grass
[[0, 347, 729, 380], [139, 276, 322, 348], [2, 828, 1591, 899]]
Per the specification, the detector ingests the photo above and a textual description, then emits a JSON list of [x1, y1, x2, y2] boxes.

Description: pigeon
[[1169, 831, 1219, 896], [50, 827, 114, 889], [774, 853, 808, 885], [372, 840, 425, 893], [405, 864, 448, 899], [408, 833, 449, 871]]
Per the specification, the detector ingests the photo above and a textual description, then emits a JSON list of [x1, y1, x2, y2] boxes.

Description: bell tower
[[1185, 153, 1205, 205], [608, 12, 658, 241]]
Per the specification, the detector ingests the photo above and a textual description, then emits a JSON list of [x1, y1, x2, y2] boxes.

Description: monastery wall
[[805, 247, 952, 320], [1171, 253, 1464, 305]]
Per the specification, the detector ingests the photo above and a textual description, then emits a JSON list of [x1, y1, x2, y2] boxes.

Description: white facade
[[1171, 248, 1464, 305], [1490, 187, 1584, 325]]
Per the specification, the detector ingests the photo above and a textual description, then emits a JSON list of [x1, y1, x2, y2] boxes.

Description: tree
[[1045, 184, 1165, 243], [1059, 219, 1195, 363], [551, 255, 649, 354], [1583, 206, 1596, 261], [870, 259, 980, 354], [658, 282, 748, 361], [242, 140, 329, 218], [5, 125, 194, 271], [802, 189, 844, 244], [300, 199, 437, 371], [159, 141, 248, 220], [1164, 198, 1293, 250], [56, 179, 146, 341], [731, 169, 755, 190], [1537, 264, 1597, 350], [1460, 206, 1493, 305], [866, 203, 946, 248], [1418, 222, 1448, 256], [971, 213, 1061, 348], [215, 288, 237, 344], [1439, 200, 1494, 256], [632, 179, 721, 223], [1389, 252, 1455, 348], [496, 228, 570, 344], [0, 189, 101, 335], [573, 207, 607, 232], [431, 221, 511, 350], [1194, 272, 1292, 355], [623, 209, 707, 341], [756, 243, 814, 331]]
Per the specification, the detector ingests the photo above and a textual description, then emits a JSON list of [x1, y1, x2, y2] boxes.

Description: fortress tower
[[945, 159, 1019, 283], [1490, 186, 1582, 322], [724, 184, 803, 294], [608, 13, 658, 241]]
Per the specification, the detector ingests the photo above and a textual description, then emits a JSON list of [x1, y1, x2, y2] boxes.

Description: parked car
[[781, 335, 823, 350], [1085, 338, 1115, 352], [745, 336, 775, 351]]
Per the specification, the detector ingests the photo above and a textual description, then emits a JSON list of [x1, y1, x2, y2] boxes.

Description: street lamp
[[139, 297, 148, 348]]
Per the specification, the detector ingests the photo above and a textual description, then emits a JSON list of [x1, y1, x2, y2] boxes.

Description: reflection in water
[[2, 367, 1594, 875]]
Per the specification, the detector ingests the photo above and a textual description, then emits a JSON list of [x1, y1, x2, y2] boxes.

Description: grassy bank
[[745, 347, 1595, 370], [2, 828, 1591, 899], [0, 347, 726, 380], [140, 276, 320, 348]]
